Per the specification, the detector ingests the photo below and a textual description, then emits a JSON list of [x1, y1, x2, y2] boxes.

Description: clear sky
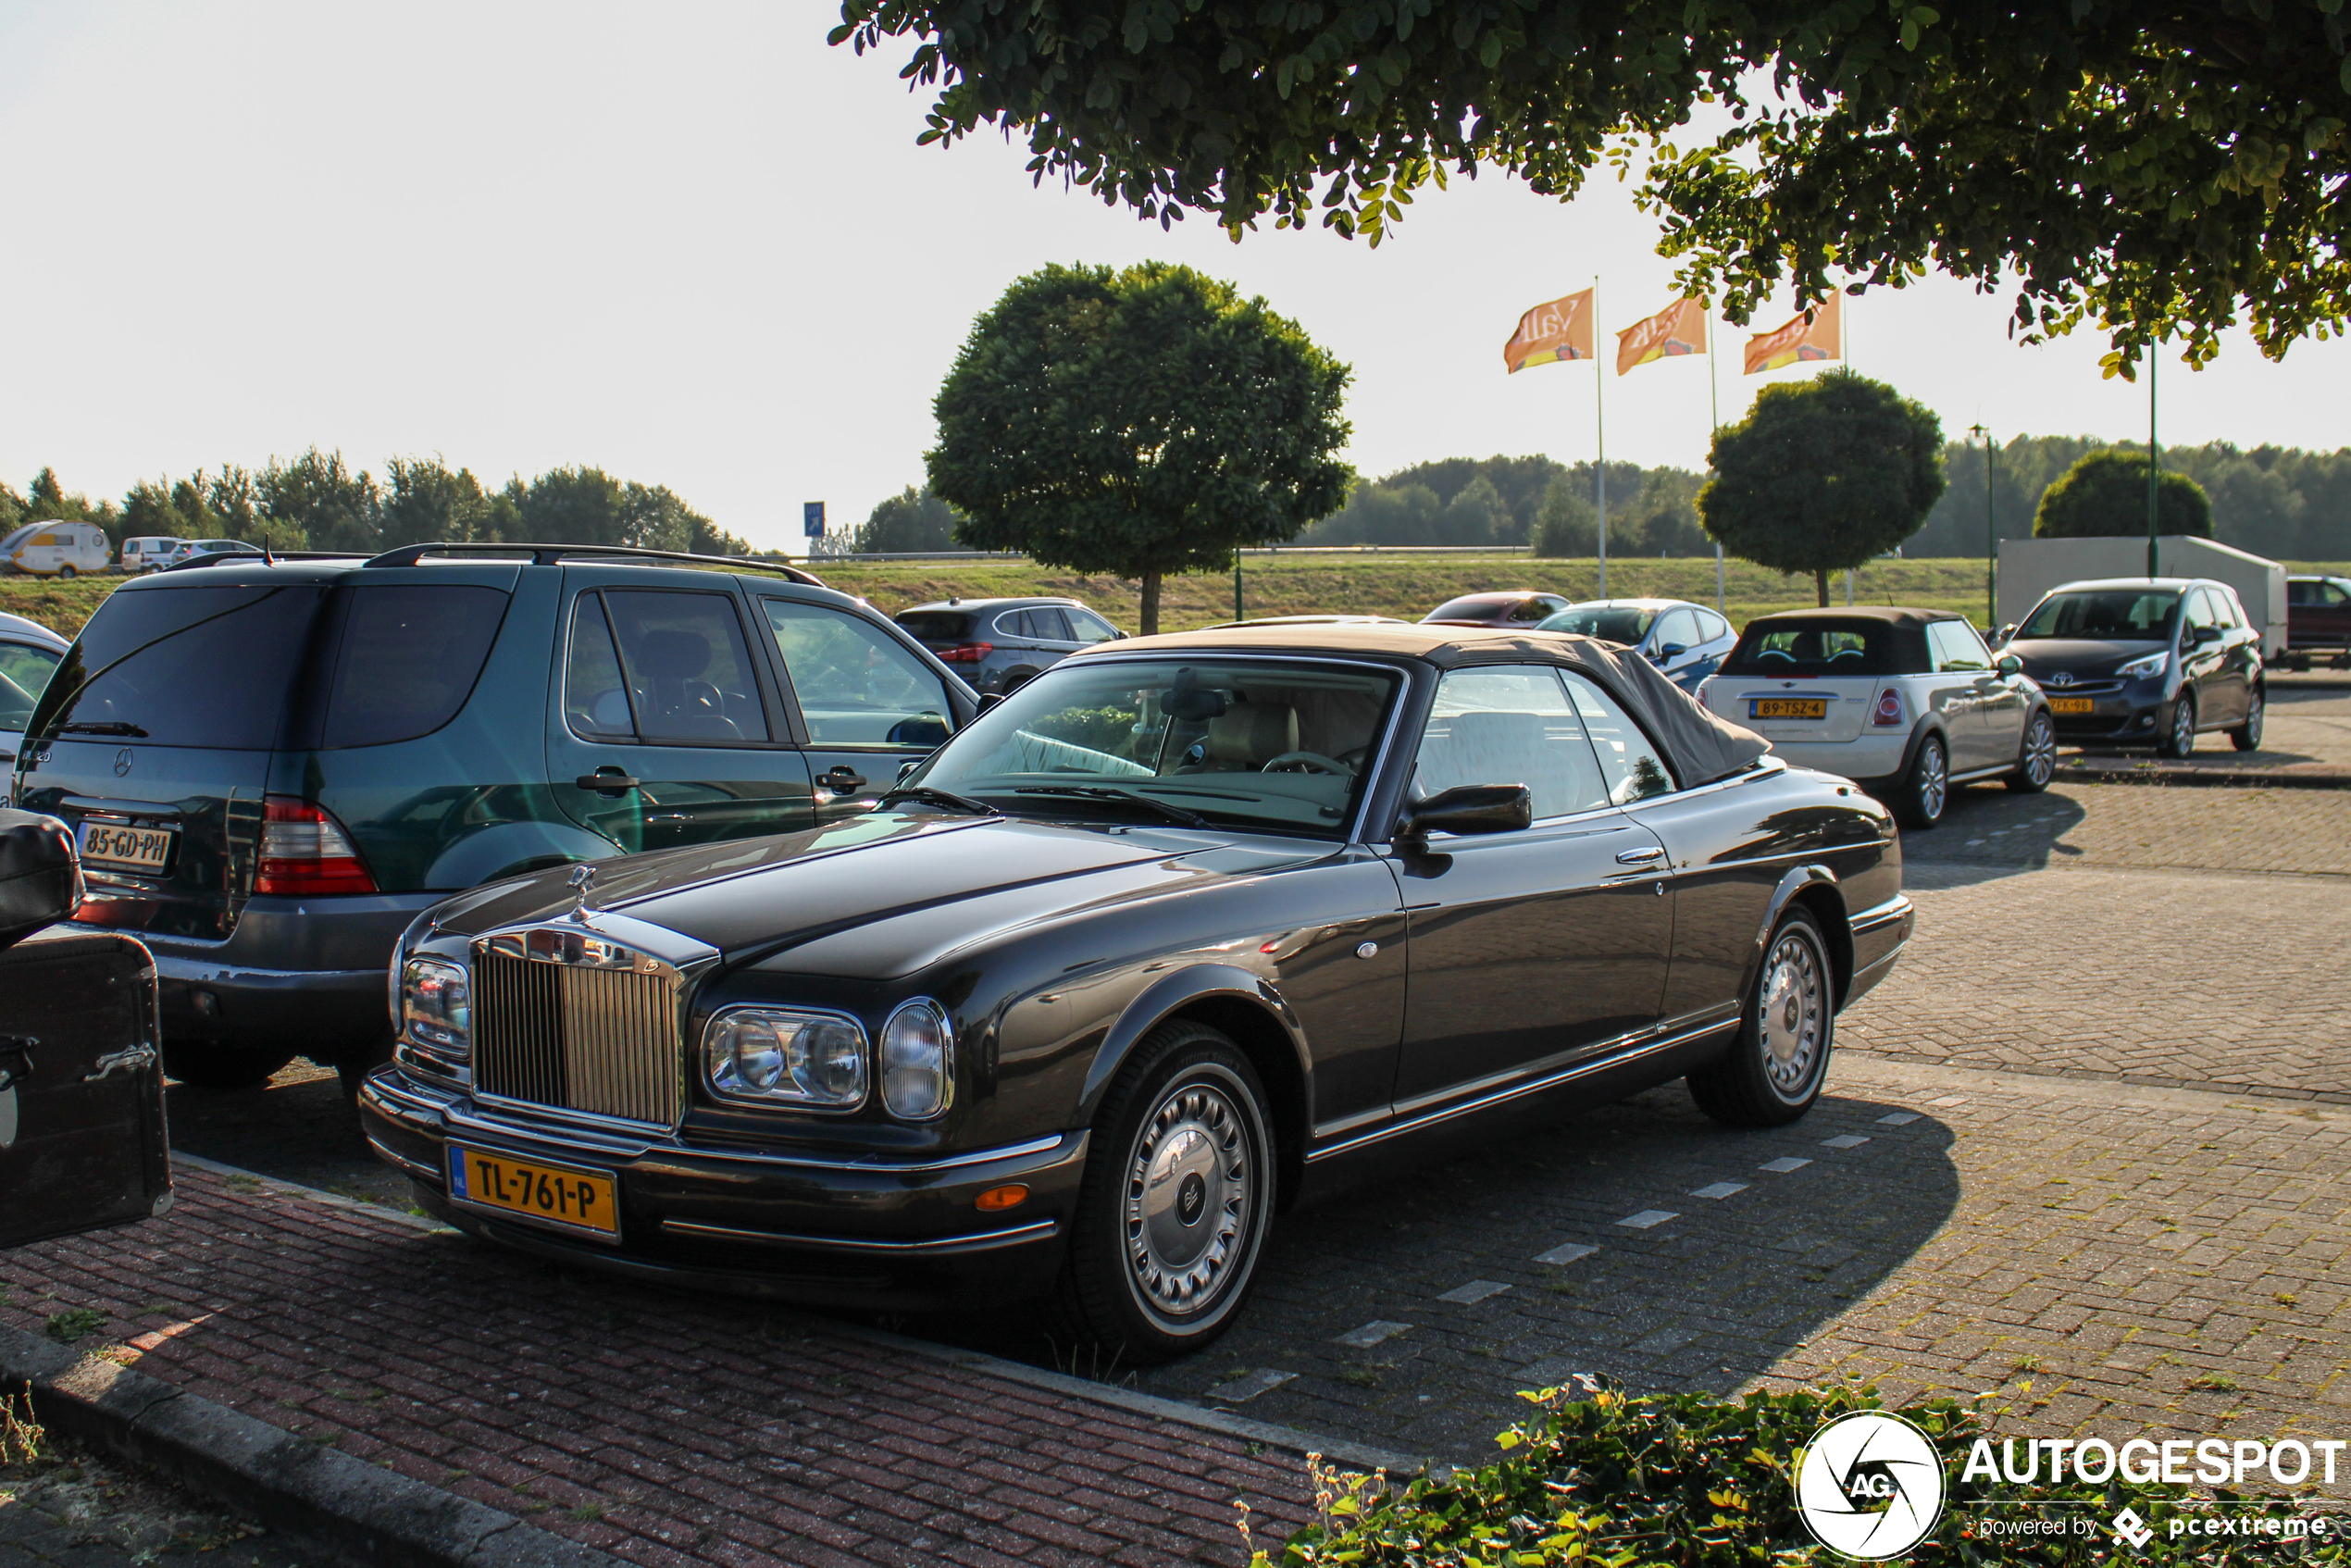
[[4, 2, 2345, 554]]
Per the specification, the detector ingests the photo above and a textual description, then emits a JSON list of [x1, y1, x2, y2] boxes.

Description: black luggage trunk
[[0, 923, 172, 1250]]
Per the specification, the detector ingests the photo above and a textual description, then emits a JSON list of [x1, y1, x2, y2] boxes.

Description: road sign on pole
[[803, 502, 827, 540]]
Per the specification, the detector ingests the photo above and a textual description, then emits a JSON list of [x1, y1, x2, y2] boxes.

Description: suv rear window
[[897, 611, 975, 642], [321, 585, 510, 748], [29, 584, 326, 750], [1719, 618, 1919, 678]]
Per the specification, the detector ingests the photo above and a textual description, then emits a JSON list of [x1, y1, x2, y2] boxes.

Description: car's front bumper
[[358, 1066, 1084, 1311]]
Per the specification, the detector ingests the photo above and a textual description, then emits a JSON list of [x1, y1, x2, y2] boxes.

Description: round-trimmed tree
[[927, 262, 1351, 634], [1698, 370, 1946, 607], [2033, 450, 2212, 539]]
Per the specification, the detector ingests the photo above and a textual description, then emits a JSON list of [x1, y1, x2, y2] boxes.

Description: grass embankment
[[11, 557, 2347, 641]]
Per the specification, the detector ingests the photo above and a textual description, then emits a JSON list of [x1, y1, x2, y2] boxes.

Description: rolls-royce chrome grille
[[472, 927, 685, 1126]]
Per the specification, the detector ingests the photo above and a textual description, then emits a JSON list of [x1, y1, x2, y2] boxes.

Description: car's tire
[[162, 1039, 298, 1091], [2006, 710, 2058, 793], [1053, 1018, 1275, 1363], [1000, 667, 1040, 695], [1891, 733, 1947, 830], [56, 565, 75, 579], [1686, 905, 1835, 1128], [2230, 685, 2265, 753], [2158, 691, 2197, 758]]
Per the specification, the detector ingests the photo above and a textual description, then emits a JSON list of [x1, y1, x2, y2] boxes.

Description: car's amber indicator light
[[976, 1185, 1029, 1212]]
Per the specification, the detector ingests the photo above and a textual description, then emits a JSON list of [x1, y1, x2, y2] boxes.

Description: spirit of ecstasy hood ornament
[[567, 863, 597, 918]]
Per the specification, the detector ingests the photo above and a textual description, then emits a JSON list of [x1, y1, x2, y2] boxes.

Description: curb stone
[[0, 1324, 628, 1568], [2052, 761, 2351, 790]]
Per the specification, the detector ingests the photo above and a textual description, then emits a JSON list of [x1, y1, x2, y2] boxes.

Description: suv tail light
[[256, 797, 378, 895], [1872, 688, 1907, 727], [935, 641, 993, 664]]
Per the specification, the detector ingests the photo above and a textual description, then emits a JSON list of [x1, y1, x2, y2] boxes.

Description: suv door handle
[[577, 771, 641, 795], [1615, 844, 1665, 865], [819, 765, 868, 793]]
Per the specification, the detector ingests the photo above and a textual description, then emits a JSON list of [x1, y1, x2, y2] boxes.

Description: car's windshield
[[907, 656, 1399, 837], [2021, 590, 2181, 642], [1537, 606, 1656, 644], [0, 643, 62, 731]]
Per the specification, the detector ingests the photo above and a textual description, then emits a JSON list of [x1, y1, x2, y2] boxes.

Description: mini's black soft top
[[1079, 622, 1772, 789], [1741, 605, 1962, 628]]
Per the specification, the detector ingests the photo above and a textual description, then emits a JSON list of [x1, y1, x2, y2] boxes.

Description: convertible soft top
[[1077, 622, 1772, 789]]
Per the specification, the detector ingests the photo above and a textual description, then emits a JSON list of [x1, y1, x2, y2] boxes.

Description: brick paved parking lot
[[2061, 676, 2351, 781], [33, 774, 2346, 1557]]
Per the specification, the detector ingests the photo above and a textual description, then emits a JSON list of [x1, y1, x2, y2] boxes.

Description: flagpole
[[1708, 310, 1723, 616], [1594, 276, 1607, 600]]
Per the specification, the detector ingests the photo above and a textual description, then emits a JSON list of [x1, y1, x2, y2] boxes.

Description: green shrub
[[1253, 1381, 2344, 1566]]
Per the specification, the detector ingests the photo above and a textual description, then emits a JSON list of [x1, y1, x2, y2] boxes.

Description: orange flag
[[1503, 289, 1595, 373], [1616, 296, 1707, 375], [1743, 292, 1843, 374]]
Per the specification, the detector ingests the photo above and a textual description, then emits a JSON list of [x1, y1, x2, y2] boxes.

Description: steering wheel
[[1263, 751, 1352, 775]]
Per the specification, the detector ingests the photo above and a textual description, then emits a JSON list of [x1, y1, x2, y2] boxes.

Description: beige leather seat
[[1202, 703, 1300, 769]]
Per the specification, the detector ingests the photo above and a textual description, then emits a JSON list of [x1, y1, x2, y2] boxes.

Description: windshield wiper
[[55, 722, 148, 737], [1012, 784, 1213, 829], [875, 785, 999, 816]]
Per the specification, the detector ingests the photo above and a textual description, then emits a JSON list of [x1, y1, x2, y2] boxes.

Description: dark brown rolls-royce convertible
[[360, 623, 1911, 1358]]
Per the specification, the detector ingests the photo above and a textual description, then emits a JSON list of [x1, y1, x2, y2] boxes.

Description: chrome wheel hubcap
[[2246, 696, 2263, 744], [2173, 702, 2195, 753], [2026, 717, 2056, 784], [1126, 1081, 1252, 1319], [1918, 744, 1947, 819], [1759, 931, 1825, 1096]]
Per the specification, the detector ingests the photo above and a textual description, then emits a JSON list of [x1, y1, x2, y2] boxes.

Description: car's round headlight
[[400, 957, 471, 1053], [879, 999, 954, 1120], [704, 1008, 868, 1109]]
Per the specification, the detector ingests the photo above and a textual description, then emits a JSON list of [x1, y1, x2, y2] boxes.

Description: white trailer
[[1996, 535, 2288, 660]]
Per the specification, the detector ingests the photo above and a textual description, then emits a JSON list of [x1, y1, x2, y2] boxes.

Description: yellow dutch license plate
[[2048, 697, 2094, 715], [449, 1146, 619, 1239], [1750, 698, 1828, 720], [77, 820, 175, 872]]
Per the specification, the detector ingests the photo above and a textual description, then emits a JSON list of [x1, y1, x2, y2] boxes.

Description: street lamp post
[[1969, 423, 1996, 628], [2146, 349, 2160, 579]]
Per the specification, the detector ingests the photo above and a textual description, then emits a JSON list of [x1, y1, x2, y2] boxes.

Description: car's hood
[[2009, 638, 2166, 678], [426, 811, 1328, 978]]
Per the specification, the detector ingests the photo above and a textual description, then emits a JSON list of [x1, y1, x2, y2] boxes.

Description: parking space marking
[[1616, 1209, 1678, 1229], [1926, 1095, 1968, 1107], [1204, 1368, 1297, 1402], [1821, 1134, 1872, 1149], [1690, 1181, 1748, 1200], [1875, 1112, 1921, 1126], [1436, 1279, 1511, 1304], [1534, 1241, 1598, 1266], [1333, 1320, 1412, 1348], [1759, 1156, 1811, 1173]]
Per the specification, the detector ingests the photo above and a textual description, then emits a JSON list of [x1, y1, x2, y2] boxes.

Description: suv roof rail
[[158, 549, 373, 572], [359, 541, 826, 585]]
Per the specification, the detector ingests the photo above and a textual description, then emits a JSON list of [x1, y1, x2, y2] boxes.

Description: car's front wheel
[[1056, 1019, 1274, 1362], [1686, 905, 1835, 1127], [2007, 711, 2058, 793], [2230, 686, 2265, 753], [1892, 733, 1947, 829], [2158, 691, 2198, 758]]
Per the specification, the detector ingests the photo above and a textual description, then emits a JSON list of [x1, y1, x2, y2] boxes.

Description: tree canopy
[[836, 2, 2351, 369], [2034, 450, 2213, 540], [1698, 369, 1946, 604], [928, 260, 1351, 632], [849, 485, 964, 554]]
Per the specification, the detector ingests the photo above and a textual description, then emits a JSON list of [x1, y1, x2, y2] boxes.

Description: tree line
[[0, 451, 754, 560]]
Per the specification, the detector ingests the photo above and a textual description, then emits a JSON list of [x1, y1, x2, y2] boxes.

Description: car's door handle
[[1615, 844, 1666, 865], [819, 765, 868, 794], [576, 772, 641, 795], [83, 1044, 156, 1083]]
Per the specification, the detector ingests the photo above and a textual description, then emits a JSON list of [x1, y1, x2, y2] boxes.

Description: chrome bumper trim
[[658, 1216, 1059, 1255], [364, 1131, 441, 1184], [1849, 893, 1915, 935]]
